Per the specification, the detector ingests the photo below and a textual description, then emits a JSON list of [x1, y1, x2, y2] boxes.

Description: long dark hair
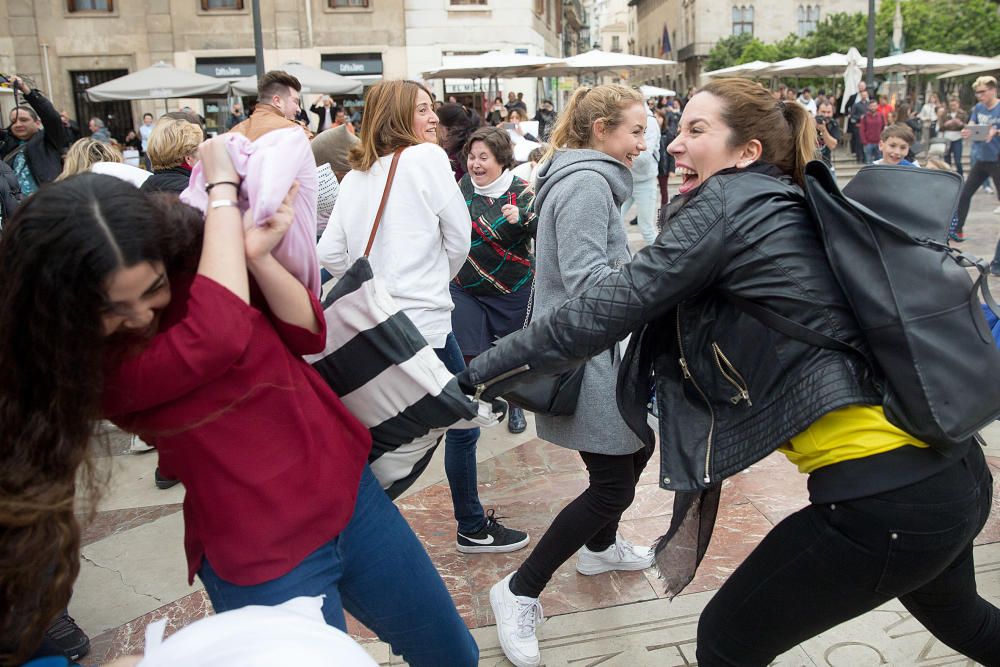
[[0, 174, 201, 663]]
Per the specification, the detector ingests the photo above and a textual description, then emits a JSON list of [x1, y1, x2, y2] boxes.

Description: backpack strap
[[724, 293, 858, 355], [363, 147, 405, 258]]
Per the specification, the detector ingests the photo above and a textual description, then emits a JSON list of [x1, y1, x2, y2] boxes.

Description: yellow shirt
[[779, 405, 929, 474]]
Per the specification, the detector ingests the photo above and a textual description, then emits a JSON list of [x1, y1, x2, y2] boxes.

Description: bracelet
[[209, 199, 239, 209], [206, 180, 240, 193]]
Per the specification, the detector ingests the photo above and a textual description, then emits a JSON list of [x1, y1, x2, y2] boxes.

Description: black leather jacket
[[465, 169, 882, 493], [0, 89, 67, 186]]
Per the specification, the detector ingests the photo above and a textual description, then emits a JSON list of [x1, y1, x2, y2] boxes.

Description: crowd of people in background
[[1, 65, 999, 667]]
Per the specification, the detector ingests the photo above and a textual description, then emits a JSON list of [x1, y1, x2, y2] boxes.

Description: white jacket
[[317, 142, 472, 348]]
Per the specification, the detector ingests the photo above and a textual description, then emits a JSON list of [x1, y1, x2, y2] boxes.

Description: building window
[[202, 0, 243, 8], [731, 5, 753, 35], [611, 35, 620, 52], [450, 0, 487, 5], [797, 5, 819, 36], [329, 0, 369, 7], [67, 0, 112, 10]]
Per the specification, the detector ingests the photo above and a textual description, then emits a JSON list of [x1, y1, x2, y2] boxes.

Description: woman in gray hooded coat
[[487, 84, 656, 667]]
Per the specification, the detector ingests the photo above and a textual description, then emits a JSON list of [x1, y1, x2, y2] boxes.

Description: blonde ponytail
[[542, 84, 644, 164]]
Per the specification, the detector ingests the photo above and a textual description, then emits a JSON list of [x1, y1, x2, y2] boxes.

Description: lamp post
[[865, 0, 876, 89], [252, 0, 265, 80]]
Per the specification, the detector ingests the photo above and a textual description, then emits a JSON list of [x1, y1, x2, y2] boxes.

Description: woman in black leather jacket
[[462, 78, 999, 666]]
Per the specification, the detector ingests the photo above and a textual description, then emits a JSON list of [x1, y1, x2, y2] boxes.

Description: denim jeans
[[199, 466, 479, 666], [622, 176, 659, 245], [696, 446, 999, 666], [434, 332, 486, 534], [863, 143, 881, 164]]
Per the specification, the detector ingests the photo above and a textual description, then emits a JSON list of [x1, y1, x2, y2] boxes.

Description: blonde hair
[[923, 157, 953, 172], [543, 84, 644, 162], [349, 80, 433, 172], [57, 138, 122, 181], [147, 118, 202, 170], [700, 78, 815, 187], [973, 75, 997, 91]]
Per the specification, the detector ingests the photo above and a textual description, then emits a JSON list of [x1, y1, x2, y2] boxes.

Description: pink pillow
[[182, 127, 321, 295]]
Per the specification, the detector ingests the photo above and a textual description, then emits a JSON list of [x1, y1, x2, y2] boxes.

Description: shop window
[[731, 5, 753, 36], [202, 0, 244, 8], [68, 0, 113, 10]]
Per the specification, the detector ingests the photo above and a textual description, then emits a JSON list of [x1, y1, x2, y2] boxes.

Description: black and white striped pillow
[[306, 257, 480, 498]]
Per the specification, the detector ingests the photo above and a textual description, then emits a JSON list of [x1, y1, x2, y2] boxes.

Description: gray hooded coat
[[530, 149, 645, 455]]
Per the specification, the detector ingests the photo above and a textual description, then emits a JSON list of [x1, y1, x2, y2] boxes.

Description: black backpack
[[736, 162, 1000, 450]]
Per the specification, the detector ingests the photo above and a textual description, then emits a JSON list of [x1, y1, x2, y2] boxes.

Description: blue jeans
[[434, 333, 486, 534], [863, 143, 881, 164], [622, 176, 659, 244], [199, 466, 478, 666]]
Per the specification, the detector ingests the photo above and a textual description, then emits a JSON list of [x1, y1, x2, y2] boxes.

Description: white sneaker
[[490, 573, 543, 667], [993, 205, 1000, 214], [576, 535, 654, 575], [128, 434, 154, 454]]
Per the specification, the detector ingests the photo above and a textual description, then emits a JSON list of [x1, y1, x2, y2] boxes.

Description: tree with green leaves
[[705, 33, 754, 72]]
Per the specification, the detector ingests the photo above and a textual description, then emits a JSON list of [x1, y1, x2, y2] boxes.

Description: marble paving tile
[[79, 504, 183, 547], [73, 512, 200, 638], [95, 590, 213, 663], [92, 452, 185, 512]]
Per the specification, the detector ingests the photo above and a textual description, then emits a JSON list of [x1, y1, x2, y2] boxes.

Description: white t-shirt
[[317, 142, 471, 348]]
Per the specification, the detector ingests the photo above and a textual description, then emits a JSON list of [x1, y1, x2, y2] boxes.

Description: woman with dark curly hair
[[436, 102, 482, 181], [450, 126, 537, 434], [0, 136, 479, 666]]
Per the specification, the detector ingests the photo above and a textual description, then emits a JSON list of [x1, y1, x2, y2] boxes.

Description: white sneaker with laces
[[490, 573, 543, 667], [576, 535, 654, 575]]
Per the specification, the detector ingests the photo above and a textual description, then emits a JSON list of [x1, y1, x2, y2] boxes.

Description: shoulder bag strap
[[362, 147, 405, 258], [724, 292, 858, 355]]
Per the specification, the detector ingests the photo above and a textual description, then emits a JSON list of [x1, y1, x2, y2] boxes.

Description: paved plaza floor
[[72, 180, 1000, 665]]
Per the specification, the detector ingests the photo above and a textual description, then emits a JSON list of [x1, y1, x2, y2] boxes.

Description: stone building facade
[[632, 0, 875, 93], [2, 0, 408, 136]]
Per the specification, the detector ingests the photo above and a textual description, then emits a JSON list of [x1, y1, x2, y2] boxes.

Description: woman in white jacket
[[317, 79, 529, 555]]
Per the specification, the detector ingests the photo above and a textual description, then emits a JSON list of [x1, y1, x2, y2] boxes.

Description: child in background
[[873, 123, 918, 167]]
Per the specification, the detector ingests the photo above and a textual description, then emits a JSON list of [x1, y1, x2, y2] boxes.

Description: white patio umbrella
[[937, 56, 1000, 79], [231, 61, 363, 96], [841, 47, 865, 113], [702, 60, 773, 79], [85, 62, 230, 101], [421, 51, 565, 80], [760, 57, 814, 76], [771, 52, 850, 78], [535, 49, 675, 78], [872, 50, 998, 75], [639, 85, 677, 98]]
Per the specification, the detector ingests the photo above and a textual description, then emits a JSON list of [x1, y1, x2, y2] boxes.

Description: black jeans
[[511, 445, 653, 599], [697, 445, 999, 666], [955, 159, 1000, 233]]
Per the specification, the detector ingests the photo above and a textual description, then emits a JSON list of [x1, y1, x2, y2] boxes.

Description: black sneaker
[[507, 406, 527, 434], [456, 509, 529, 554], [45, 611, 90, 661], [991, 263, 1000, 277], [155, 467, 180, 490]]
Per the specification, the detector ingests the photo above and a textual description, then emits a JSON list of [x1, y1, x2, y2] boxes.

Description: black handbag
[[499, 282, 585, 416]]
